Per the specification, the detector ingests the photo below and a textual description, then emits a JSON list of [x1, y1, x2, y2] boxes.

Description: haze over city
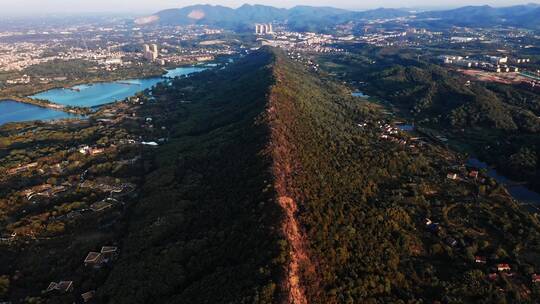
[[2, 0, 540, 15]]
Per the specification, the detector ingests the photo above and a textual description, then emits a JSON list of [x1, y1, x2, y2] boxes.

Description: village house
[[488, 273, 498, 281], [79, 146, 105, 156], [101, 246, 119, 261], [425, 218, 440, 233], [447, 173, 458, 180], [24, 185, 67, 200], [468, 170, 479, 179], [7, 162, 38, 175], [532, 274, 540, 283], [475, 256, 487, 264], [90, 200, 114, 212], [496, 263, 511, 272], [84, 252, 105, 268], [46, 281, 74, 293], [21, 184, 53, 199], [84, 246, 118, 268], [81, 290, 95, 303], [0, 232, 16, 243], [46, 186, 68, 197], [141, 141, 159, 146]]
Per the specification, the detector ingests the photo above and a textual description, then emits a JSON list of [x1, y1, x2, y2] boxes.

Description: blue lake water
[[397, 124, 415, 131], [0, 100, 79, 126], [352, 91, 370, 98], [0, 66, 205, 126], [164, 66, 206, 78], [30, 66, 205, 108]]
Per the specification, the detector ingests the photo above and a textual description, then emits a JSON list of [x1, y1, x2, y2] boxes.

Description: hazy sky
[[3, 0, 540, 16]]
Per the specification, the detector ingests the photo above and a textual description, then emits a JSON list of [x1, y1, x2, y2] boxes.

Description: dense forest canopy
[[1, 47, 540, 303], [101, 48, 540, 303]]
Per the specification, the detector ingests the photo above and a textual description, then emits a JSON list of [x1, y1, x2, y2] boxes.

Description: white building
[[255, 23, 273, 35], [451, 37, 475, 43], [487, 56, 508, 65], [143, 44, 159, 61]]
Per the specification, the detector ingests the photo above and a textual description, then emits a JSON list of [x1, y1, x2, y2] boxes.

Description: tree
[[0, 275, 9, 297]]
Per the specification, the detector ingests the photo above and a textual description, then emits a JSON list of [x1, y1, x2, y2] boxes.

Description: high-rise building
[[143, 43, 159, 61], [255, 23, 273, 35]]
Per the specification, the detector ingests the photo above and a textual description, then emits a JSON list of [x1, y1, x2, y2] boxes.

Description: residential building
[[255, 23, 273, 35], [46, 281, 74, 293]]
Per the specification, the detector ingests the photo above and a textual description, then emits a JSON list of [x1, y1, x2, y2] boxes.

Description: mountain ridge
[[95, 47, 540, 303], [134, 4, 408, 31], [416, 3, 540, 27], [135, 3, 540, 30]]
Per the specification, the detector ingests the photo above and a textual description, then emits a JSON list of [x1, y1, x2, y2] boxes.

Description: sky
[[2, 0, 539, 16]]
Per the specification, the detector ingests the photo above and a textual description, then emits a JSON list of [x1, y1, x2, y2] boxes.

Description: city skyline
[[2, 0, 540, 16]]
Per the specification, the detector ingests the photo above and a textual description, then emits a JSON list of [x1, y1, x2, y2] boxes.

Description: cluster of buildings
[[45, 246, 119, 302], [84, 246, 118, 268], [358, 30, 408, 46], [0, 40, 128, 72], [5, 74, 31, 84], [143, 43, 160, 62], [426, 216, 540, 285], [20, 184, 67, 201], [0, 23, 229, 77], [259, 31, 344, 53], [439, 55, 526, 73], [353, 26, 445, 47], [78, 145, 105, 156]]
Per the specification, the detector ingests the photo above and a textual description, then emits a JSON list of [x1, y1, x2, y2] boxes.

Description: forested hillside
[[99, 49, 286, 303], [94, 47, 540, 303], [319, 47, 540, 192], [268, 48, 540, 303]]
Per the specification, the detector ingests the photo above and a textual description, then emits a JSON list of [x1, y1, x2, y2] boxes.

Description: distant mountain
[[135, 4, 409, 31], [416, 3, 540, 28], [352, 7, 410, 19], [134, 3, 540, 31]]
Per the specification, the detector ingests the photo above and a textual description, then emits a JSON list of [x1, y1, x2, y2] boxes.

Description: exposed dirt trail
[[267, 66, 314, 304], [277, 196, 309, 304]]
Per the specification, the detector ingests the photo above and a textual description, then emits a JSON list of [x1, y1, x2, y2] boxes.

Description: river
[[0, 66, 205, 126], [396, 122, 540, 207], [467, 158, 540, 206]]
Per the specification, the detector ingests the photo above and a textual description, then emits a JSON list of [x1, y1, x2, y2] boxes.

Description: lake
[[352, 91, 370, 98], [397, 124, 415, 131], [0, 100, 79, 126], [0, 66, 205, 126], [30, 66, 205, 108], [467, 158, 540, 206]]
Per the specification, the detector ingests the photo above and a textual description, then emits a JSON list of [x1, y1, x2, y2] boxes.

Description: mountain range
[[134, 3, 540, 31], [417, 3, 540, 28], [134, 4, 409, 32]]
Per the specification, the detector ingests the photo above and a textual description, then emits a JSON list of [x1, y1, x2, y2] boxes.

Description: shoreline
[[0, 63, 206, 114], [0, 70, 171, 115], [0, 64, 210, 126], [0, 96, 92, 115]]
